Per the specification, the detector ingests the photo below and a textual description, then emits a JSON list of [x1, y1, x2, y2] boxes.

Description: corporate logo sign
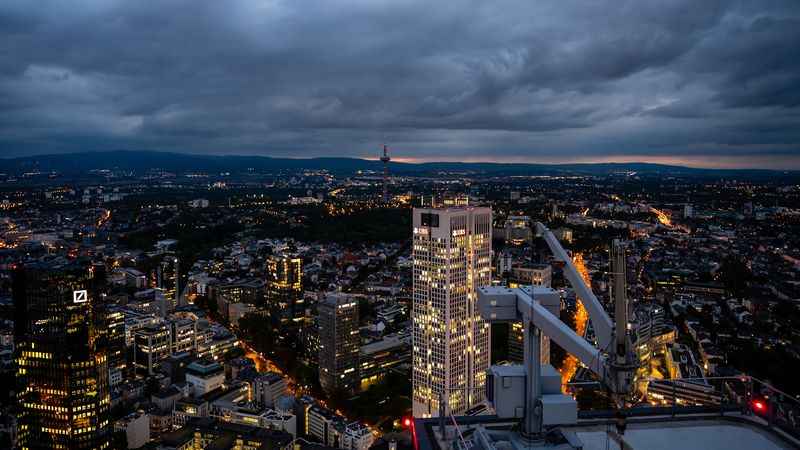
[[73, 290, 88, 304]]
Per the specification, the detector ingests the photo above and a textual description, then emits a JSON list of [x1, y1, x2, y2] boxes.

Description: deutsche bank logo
[[73, 290, 88, 303]]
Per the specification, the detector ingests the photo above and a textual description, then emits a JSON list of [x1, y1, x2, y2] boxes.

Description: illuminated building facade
[[265, 254, 304, 323], [507, 264, 553, 363], [157, 254, 180, 310], [133, 325, 171, 375], [412, 206, 492, 417], [318, 293, 360, 396], [13, 259, 111, 449], [503, 215, 533, 245], [106, 306, 127, 386]]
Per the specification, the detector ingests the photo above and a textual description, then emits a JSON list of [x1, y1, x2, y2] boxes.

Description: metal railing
[[432, 376, 800, 449], [567, 375, 800, 442]]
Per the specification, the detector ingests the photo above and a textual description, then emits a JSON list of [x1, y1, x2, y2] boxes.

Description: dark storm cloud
[[0, 0, 799, 167]]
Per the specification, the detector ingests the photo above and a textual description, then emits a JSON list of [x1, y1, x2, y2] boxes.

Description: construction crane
[[477, 223, 637, 443]]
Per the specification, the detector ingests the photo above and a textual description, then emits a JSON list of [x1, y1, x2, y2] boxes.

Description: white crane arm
[[477, 286, 612, 386], [535, 222, 614, 352]]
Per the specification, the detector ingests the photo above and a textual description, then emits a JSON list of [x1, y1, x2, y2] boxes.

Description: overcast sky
[[1, 0, 799, 168]]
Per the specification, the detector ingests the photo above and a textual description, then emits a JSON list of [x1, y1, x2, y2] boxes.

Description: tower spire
[[380, 144, 391, 202]]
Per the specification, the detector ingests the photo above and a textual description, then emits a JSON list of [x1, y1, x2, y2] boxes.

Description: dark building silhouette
[[318, 293, 360, 396], [13, 259, 111, 450]]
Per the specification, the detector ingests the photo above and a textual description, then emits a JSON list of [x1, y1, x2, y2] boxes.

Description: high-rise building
[[507, 264, 553, 363], [13, 259, 111, 449], [380, 144, 391, 203], [106, 305, 127, 386], [318, 292, 360, 396], [412, 205, 492, 417], [157, 254, 180, 310], [265, 254, 304, 324]]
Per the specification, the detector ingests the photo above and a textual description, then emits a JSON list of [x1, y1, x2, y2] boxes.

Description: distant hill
[[0, 150, 795, 179]]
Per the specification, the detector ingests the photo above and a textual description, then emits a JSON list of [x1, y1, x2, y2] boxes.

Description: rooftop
[[573, 419, 792, 450], [415, 412, 800, 450]]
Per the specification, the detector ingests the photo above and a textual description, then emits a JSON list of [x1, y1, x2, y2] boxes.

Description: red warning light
[[403, 417, 412, 428], [752, 400, 766, 412]]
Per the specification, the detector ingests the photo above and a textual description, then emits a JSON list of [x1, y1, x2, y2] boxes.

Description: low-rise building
[[114, 411, 150, 449], [186, 360, 225, 397]]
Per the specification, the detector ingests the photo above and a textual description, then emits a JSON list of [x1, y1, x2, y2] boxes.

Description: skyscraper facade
[[412, 206, 492, 417], [157, 254, 180, 310], [13, 259, 111, 450], [265, 254, 304, 323], [317, 292, 360, 396]]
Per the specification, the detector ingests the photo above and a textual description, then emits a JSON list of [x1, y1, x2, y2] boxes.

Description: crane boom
[[535, 222, 614, 352], [478, 286, 612, 388]]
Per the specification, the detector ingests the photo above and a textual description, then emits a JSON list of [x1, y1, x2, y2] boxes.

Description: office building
[[503, 215, 533, 245], [133, 324, 171, 375], [106, 306, 127, 386], [169, 318, 197, 354], [157, 254, 180, 310], [318, 293, 360, 396], [185, 360, 225, 396], [13, 259, 111, 449], [412, 205, 492, 417], [253, 372, 289, 409], [159, 417, 292, 450], [114, 412, 150, 450], [509, 264, 552, 288], [265, 254, 304, 324], [213, 278, 264, 322]]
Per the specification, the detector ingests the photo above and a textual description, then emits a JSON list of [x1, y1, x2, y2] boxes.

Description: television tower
[[380, 144, 391, 202]]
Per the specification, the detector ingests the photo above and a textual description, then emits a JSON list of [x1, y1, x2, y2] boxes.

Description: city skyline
[[1, 1, 799, 169], [2, 159, 800, 448], [4, 1, 800, 448]]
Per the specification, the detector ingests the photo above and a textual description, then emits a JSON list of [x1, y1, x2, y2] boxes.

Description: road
[[559, 252, 591, 389], [650, 207, 672, 228], [240, 318, 383, 436]]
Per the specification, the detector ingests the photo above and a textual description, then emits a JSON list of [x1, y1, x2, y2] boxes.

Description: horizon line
[[3, 149, 799, 172]]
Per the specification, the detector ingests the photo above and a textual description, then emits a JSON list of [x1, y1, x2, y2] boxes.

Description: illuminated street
[[560, 252, 590, 389], [650, 207, 672, 227]]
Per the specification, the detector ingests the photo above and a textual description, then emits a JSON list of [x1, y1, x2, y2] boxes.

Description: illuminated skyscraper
[[157, 254, 180, 310], [318, 292, 360, 396], [412, 205, 492, 417], [265, 254, 304, 323], [106, 305, 127, 386], [13, 259, 111, 450]]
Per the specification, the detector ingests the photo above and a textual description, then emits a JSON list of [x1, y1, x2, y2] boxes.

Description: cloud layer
[[1, 0, 799, 168]]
